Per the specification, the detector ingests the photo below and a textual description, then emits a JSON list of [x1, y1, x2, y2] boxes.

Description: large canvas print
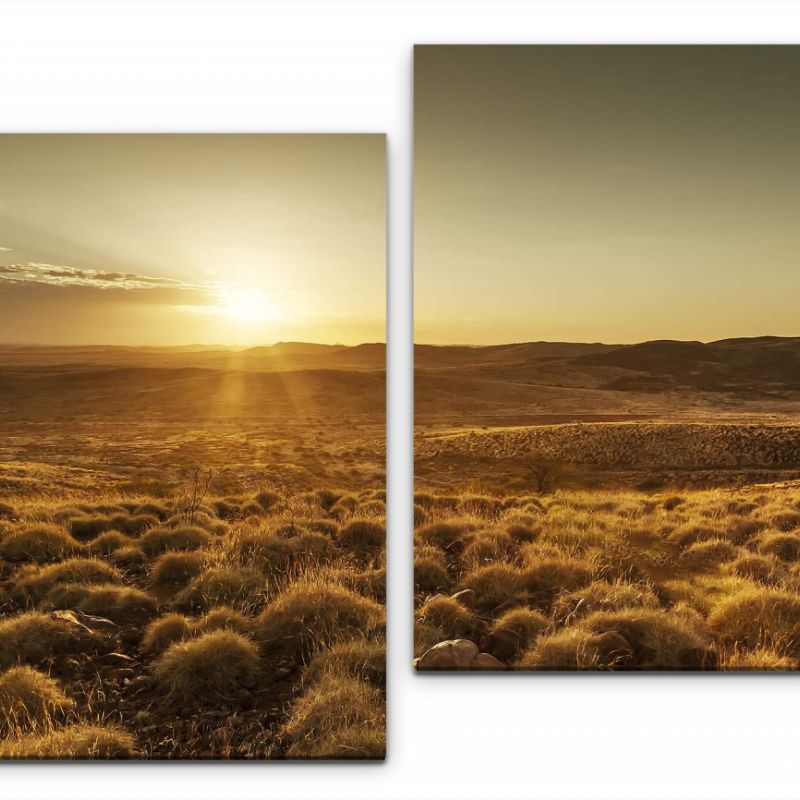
[[414, 46, 800, 671], [0, 134, 386, 757]]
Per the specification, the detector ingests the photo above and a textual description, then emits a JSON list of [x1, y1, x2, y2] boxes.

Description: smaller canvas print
[[414, 45, 800, 672], [0, 134, 386, 758]]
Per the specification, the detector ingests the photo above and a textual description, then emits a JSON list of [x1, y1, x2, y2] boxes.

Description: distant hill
[[414, 336, 800, 423]]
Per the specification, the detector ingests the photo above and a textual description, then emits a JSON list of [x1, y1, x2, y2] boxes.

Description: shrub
[[303, 639, 386, 689], [227, 529, 297, 578], [133, 502, 169, 520], [68, 516, 114, 542], [462, 528, 515, 567], [14, 558, 122, 605], [41, 584, 158, 625], [253, 490, 280, 511], [256, 581, 384, 665], [709, 588, 800, 655], [109, 546, 146, 569], [456, 564, 523, 613], [108, 514, 159, 537], [197, 606, 252, 637], [88, 531, 133, 556], [414, 556, 451, 594], [171, 567, 264, 613], [723, 648, 796, 671], [150, 552, 206, 587], [582, 609, 715, 670], [279, 675, 384, 759], [757, 532, 800, 562], [0, 666, 74, 733], [485, 608, 548, 662], [520, 557, 594, 601], [140, 613, 193, 655], [0, 724, 136, 759], [666, 524, 719, 548], [551, 580, 660, 623], [139, 526, 211, 559], [152, 630, 261, 705], [516, 628, 603, 671], [337, 519, 385, 561], [679, 539, 739, 571], [0, 612, 101, 670], [416, 520, 474, 552], [0, 526, 80, 563], [415, 596, 475, 639], [728, 554, 784, 584]]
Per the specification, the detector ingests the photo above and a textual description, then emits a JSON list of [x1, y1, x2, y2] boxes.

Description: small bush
[[279, 675, 384, 759], [0, 612, 101, 670], [456, 564, 523, 612], [152, 630, 261, 705], [679, 539, 739, 571], [551, 580, 660, 623], [486, 608, 548, 662], [0, 526, 80, 563], [709, 588, 800, 655], [758, 532, 800, 563], [0, 724, 136, 759], [462, 528, 515, 567], [416, 520, 474, 552], [108, 514, 159, 537], [197, 606, 252, 637], [140, 613, 193, 655], [41, 584, 158, 625], [227, 529, 297, 578], [133, 502, 169, 520], [520, 557, 594, 601], [0, 666, 74, 733], [728, 553, 784, 584], [68, 516, 114, 542], [109, 546, 146, 569], [139, 526, 211, 559], [724, 648, 796, 671], [416, 596, 475, 639], [337, 519, 385, 561], [171, 567, 264, 613], [303, 639, 386, 689], [14, 558, 122, 605], [517, 628, 602, 671], [150, 552, 206, 587], [666, 524, 719, 548], [582, 609, 714, 670], [257, 581, 384, 665], [88, 531, 132, 556], [414, 556, 451, 594]]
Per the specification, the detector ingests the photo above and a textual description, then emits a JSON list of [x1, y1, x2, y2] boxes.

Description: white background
[[2, 2, 800, 798]]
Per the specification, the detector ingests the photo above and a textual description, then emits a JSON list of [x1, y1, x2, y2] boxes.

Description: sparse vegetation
[[415, 482, 800, 671], [1, 420, 385, 758]]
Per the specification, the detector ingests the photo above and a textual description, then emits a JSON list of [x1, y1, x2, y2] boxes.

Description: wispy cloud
[[0, 246, 11, 252], [0, 262, 215, 293]]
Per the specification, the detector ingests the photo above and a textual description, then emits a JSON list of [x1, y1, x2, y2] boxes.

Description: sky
[[415, 46, 800, 345], [0, 134, 385, 346]]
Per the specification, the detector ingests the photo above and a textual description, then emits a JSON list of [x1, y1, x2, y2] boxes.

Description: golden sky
[[415, 46, 800, 345], [0, 134, 385, 346]]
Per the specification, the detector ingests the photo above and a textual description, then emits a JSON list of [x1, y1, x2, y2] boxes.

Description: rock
[[416, 639, 479, 670], [472, 652, 507, 670], [450, 588, 477, 609], [236, 690, 256, 710]]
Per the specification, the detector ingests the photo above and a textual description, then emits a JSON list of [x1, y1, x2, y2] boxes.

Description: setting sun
[[219, 287, 276, 323]]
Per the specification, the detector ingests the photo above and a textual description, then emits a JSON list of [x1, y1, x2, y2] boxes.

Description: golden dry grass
[[414, 483, 800, 670]]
